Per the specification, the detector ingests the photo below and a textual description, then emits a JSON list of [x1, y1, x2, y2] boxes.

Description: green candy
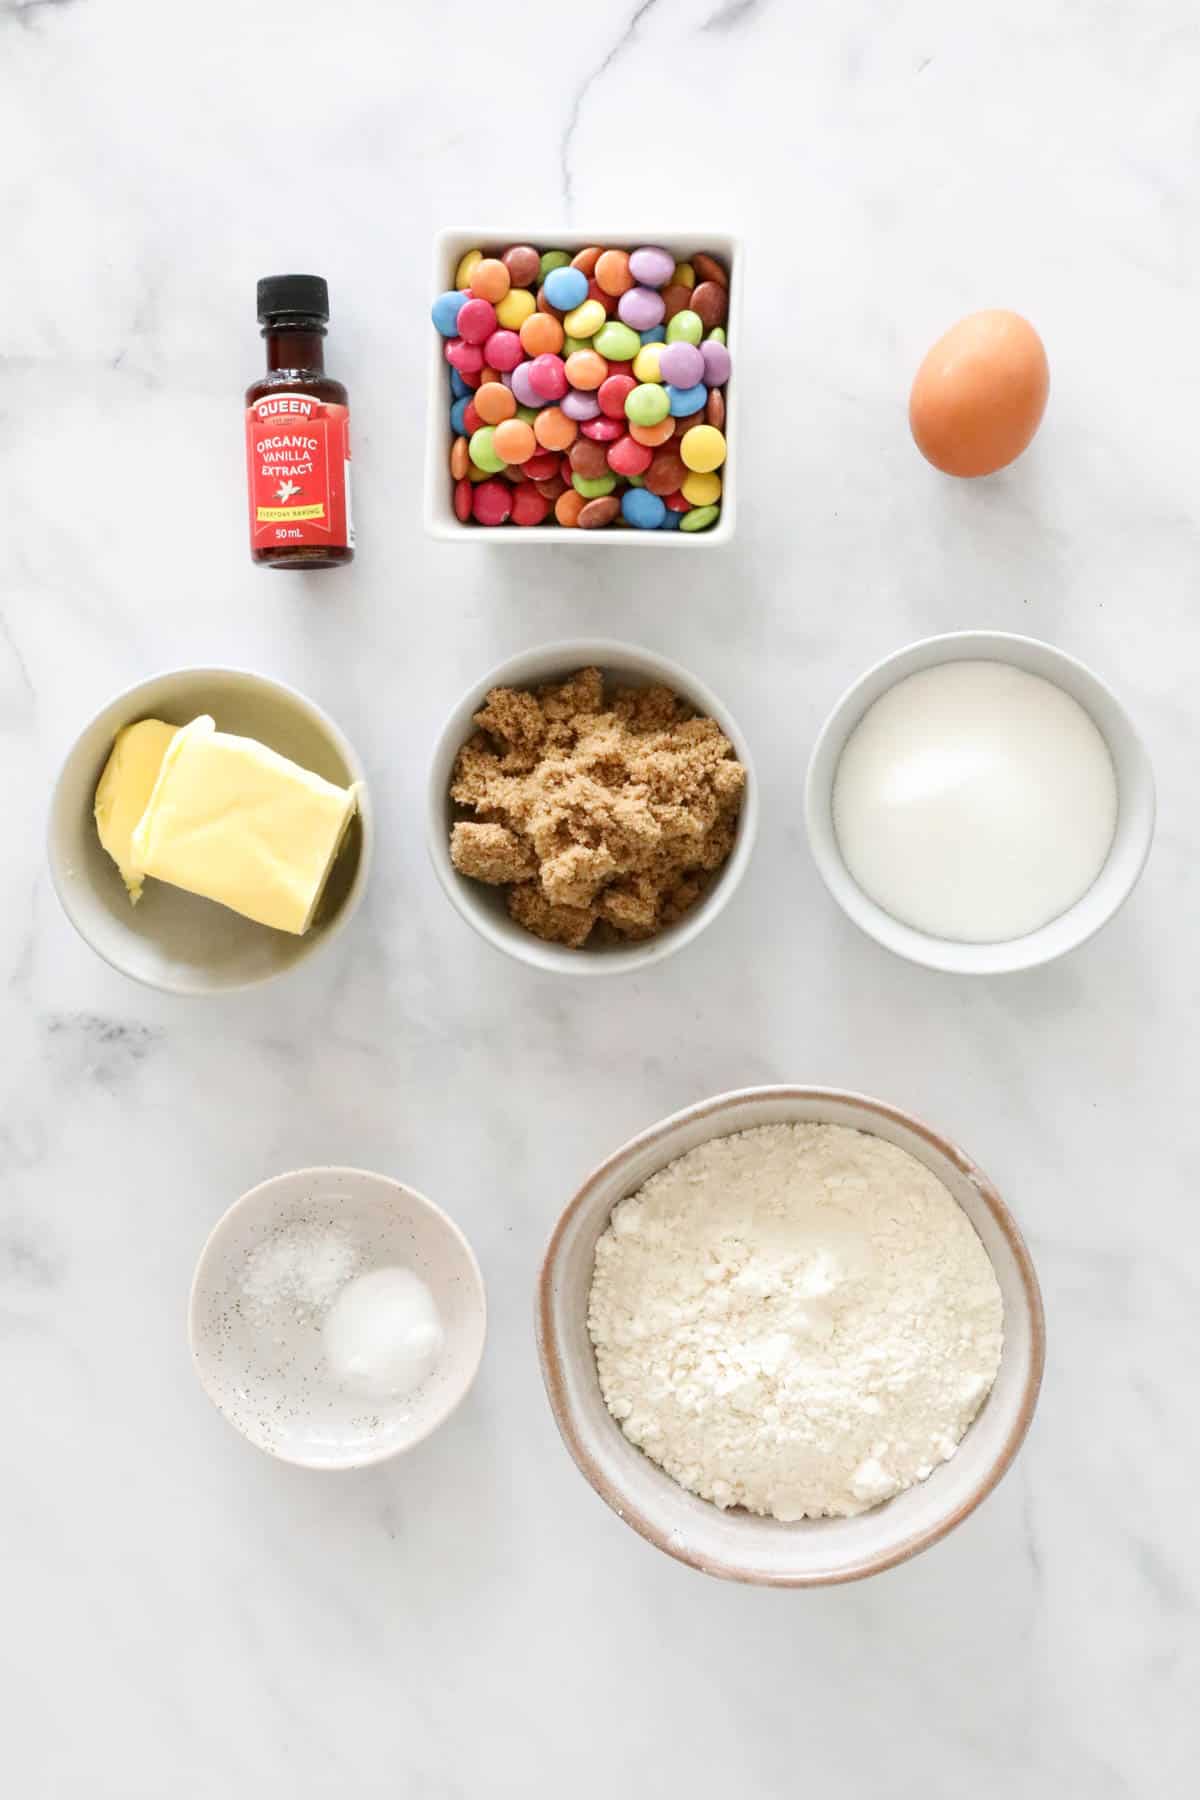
[[468, 425, 505, 474], [680, 503, 720, 532], [561, 334, 590, 356], [540, 249, 571, 278], [624, 382, 670, 427], [593, 320, 640, 361], [572, 471, 616, 498], [515, 405, 539, 424], [625, 473, 645, 487], [666, 309, 703, 345], [706, 326, 727, 344]]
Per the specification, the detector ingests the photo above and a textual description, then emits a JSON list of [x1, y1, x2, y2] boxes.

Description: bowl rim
[[424, 226, 741, 546], [803, 630, 1156, 974], [46, 663, 374, 997], [535, 1084, 1046, 1586], [188, 1164, 488, 1471], [424, 636, 759, 977]]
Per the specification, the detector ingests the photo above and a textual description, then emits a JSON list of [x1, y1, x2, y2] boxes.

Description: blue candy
[[621, 488, 667, 530], [448, 367, 471, 398], [450, 395, 471, 434], [639, 325, 666, 344], [432, 289, 466, 336], [543, 265, 588, 311], [666, 381, 708, 417], [659, 508, 682, 529]]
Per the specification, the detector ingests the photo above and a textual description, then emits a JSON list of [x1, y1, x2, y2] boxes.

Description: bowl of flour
[[536, 1088, 1044, 1585]]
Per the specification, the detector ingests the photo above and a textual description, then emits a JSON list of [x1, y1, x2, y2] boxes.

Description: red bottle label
[[246, 393, 354, 550]]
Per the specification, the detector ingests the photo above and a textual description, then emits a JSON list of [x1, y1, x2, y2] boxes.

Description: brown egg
[[909, 310, 1049, 477]]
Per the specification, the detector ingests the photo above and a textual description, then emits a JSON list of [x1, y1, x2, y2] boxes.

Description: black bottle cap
[[257, 273, 329, 324]]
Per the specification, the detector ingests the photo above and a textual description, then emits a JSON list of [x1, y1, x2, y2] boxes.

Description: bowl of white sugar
[[536, 1087, 1044, 1586], [190, 1167, 486, 1469], [804, 632, 1155, 974]]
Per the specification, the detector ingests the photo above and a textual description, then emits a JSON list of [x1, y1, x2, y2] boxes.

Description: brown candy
[[704, 389, 725, 431], [691, 281, 728, 330], [661, 283, 692, 321], [502, 244, 540, 288], [692, 252, 728, 289], [577, 496, 620, 528], [537, 287, 562, 318], [534, 474, 568, 501], [501, 464, 527, 484], [645, 448, 686, 496], [673, 409, 705, 436], [569, 437, 610, 479]]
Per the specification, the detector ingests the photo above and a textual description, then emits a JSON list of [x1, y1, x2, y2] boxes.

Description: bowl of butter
[[48, 667, 371, 993]]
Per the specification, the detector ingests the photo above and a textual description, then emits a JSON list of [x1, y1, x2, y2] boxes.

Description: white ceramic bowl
[[424, 228, 740, 545], [805, 632, 1155, 974], [426, 639, 758, 976], [537, 1086, 1044, 1586], [189, 1167, 487, 1470], [48, 667, 372, 995]]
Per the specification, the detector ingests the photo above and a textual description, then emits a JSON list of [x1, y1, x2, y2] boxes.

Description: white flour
[[588, 1123, 1004, 1520]]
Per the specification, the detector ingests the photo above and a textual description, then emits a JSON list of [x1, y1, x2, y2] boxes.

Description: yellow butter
[[94, 718, 180, 903], [129, 716, 359, 935]]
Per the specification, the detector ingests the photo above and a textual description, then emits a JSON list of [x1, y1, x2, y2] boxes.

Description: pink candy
[[607, 435, 653, 477], [581, 416, 623, 442], [529, 353, 568, 401], [456, 297, 498, 345], [472, 477, 513, 525], [485, 329, 524, 371], [445, 337, 484, 374]]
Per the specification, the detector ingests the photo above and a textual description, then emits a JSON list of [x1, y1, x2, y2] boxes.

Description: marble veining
[[1, 1, 1198, 1795]]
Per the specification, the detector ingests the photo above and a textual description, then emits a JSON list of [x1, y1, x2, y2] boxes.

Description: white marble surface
[[1, 1, 1196, 1793]]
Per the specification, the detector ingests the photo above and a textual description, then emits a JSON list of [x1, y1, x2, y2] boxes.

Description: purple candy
[[509, 361, 544, 409], [701, 339, 732, 386], [617, 285, 666, 331], [628, 245, 675, 288], [561, 387, 601, 420], [658, 341, 705, 387]]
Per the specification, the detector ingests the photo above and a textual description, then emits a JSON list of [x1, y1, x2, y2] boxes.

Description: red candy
[[511, 486, 550, 526], [581, 416, 623, 441], [484, 328, 524, 371], [472, 478, 513, 525], [524, 450, 561, 480], [445, 337, 484, 374], [529, 353, 568, 401], [462, 400, 483, 435], [607, 435, 653, 477], [453, 477, 473, 522], [456, 298, 498, 345], [598, 374, 636, 418], [586, 278, 617, 315], [665, 491, 691, 512]]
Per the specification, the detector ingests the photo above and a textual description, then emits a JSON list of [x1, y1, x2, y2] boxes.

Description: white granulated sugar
[[240, 1219, 361, 1326], [588, 1123, 1004, 1521]]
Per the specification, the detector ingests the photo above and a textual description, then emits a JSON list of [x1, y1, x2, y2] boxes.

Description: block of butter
[[94, 718, 181, 903], [128, 716, 360, 935]]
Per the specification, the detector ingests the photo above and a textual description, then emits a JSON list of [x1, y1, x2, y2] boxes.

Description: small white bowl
[[424, 228, 740, 546], [537, 1086, 1044, 1586], [189, 1167, 486, 1470], [48, 667, 372, 995], [805, 632, 1155, 974], [426, 639, 758, 976]]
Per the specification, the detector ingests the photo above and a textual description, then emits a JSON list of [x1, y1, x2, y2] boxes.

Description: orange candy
[[554, 488, 586, 526], [570, 245, 601, 276], [492, 418, 536, 464], [533, 406, 577, 451], [564, 349, 607, 390], [628, 416, 676, 448], [520, 312, 565, 357], [469, 258, 510, 303], [449, 435, 470, 480], [595, 249, 633, 296], [474, 382, 517, 425]]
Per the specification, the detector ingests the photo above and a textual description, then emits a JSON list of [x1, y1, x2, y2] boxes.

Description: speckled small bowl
[[189, 1168, 486, 1470]]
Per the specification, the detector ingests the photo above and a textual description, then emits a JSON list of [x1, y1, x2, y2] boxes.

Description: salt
[[240, 1219, 361, 1325], [322, 1267, 444, 1399]]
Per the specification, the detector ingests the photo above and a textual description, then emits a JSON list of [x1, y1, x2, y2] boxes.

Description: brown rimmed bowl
[[536, 1086, 1045, 1586]]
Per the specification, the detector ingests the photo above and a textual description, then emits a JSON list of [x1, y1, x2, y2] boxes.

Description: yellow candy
[[671, 261, 695, 289], [632, 344, 662, 382], [682, 469, 722, 505], [562, 298, 606, 338], [679, 425, 726, 473], [454, 248, 483, 287], [495, 287, 536, 330]]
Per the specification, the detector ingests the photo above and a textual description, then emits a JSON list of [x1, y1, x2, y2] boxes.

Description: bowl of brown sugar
[[426, 640, 758, 974]]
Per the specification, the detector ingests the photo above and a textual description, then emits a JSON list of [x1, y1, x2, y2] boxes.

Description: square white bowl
[[424, 228, 740, 546]]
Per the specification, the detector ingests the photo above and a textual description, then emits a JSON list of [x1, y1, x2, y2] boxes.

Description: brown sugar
[[449, 668, 747, 947]]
